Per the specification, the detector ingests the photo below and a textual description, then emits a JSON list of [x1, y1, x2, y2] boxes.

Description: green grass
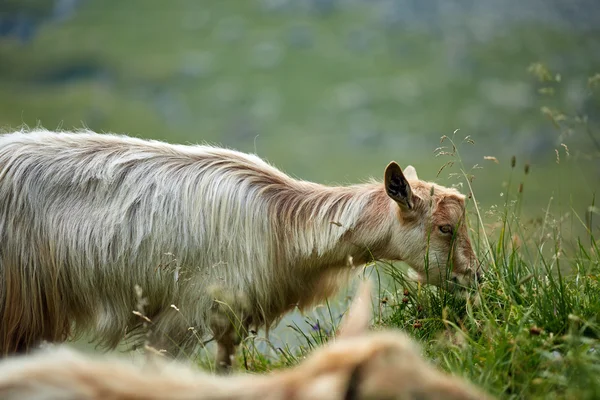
[[381, 136, 600, 399]]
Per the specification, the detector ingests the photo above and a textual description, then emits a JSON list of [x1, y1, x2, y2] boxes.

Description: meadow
[[1, 1, 600, 399]]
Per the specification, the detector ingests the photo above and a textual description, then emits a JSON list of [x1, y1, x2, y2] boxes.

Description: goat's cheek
[[452, 242, 472, 278], [426, 242, 449, 271], [462, 240, 476, 269], [451, 252, 464, 275]]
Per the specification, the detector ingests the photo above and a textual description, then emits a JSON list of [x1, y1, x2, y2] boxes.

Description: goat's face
[[383, 162, 478, 291]]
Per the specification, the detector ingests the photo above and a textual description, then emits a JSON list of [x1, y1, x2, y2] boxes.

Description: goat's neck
[[286, 185, 396, 270]]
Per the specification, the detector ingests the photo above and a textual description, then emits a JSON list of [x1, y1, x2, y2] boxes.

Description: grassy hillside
[[1, 1, 600, 399]]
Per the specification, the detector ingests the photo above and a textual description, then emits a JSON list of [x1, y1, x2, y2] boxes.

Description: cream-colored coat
[[0, 130, 477, 369]]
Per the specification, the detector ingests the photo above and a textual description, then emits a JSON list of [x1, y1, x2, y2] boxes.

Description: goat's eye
[[439, 225, 453, 234]]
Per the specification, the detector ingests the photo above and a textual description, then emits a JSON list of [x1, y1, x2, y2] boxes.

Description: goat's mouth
[[446, 270, 482, 293], [451, 284, 483, 306], [445, 276, 466, 293], [408, 266, 481, 294]]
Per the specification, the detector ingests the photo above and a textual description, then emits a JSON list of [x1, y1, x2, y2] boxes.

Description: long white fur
[[0, 129, 475, 366]]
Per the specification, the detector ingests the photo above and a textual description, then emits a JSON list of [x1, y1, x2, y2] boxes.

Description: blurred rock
[[213, 15, 245, 43], [310, 0, 338, 16], [52, 0, 81, 22], [334, 82, 369, 111], [181, 10, 210, 32], [224, 115, 259, 145], [0, 12, 36, 43], [346, 29, 375, 54], [251, 41, 285, 70], [259, 0, 294, 14], [34, 62, 112, 85], [389, 76, 421, 105], [179, 51, 215, 79], [348, 109, 385, 148], [0, 0, 83, 43], [214, 81, 241, 107], [250, 88, 283, 122], [286, 24, 314, 49], [153, 89, 191, 128]]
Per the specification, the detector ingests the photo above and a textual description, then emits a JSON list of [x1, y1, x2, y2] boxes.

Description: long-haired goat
[[0, 281, 493, 400], [0, 130, 478, 369]]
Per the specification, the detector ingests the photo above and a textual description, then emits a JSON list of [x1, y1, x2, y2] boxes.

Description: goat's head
[[382, 162, 479, 291]]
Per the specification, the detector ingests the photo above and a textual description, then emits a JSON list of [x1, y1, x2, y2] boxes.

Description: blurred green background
[[1, 0, 599, 232]]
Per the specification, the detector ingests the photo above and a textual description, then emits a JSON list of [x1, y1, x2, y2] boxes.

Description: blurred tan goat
[[0, 281, 493, 400], [0, 130, 478, 370]]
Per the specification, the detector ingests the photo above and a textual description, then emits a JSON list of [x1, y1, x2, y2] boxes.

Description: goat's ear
[[338, 280, 372, 339], [403, 165, 419, 181], [384, 162, 414, 210]]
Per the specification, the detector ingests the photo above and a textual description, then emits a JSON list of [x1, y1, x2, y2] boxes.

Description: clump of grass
[[377, 131, 600, 399]]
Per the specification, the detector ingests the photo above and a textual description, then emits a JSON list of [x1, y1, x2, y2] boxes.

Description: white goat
[[0, 130, 477, 369]]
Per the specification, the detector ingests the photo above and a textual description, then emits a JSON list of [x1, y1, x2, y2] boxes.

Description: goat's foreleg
[[210, 298, 251, 374]]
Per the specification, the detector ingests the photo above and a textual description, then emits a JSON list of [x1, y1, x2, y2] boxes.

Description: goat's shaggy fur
[[0, 281, 493, 400], [0, 130, 477, 368]]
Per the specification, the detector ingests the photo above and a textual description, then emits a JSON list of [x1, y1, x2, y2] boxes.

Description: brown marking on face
[[431, 194, 465, 227], [429, 193, 475, 276]]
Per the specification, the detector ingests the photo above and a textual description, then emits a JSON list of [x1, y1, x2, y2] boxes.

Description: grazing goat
[[0, 281, 493, 400], [0, 130, 478, 370]]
